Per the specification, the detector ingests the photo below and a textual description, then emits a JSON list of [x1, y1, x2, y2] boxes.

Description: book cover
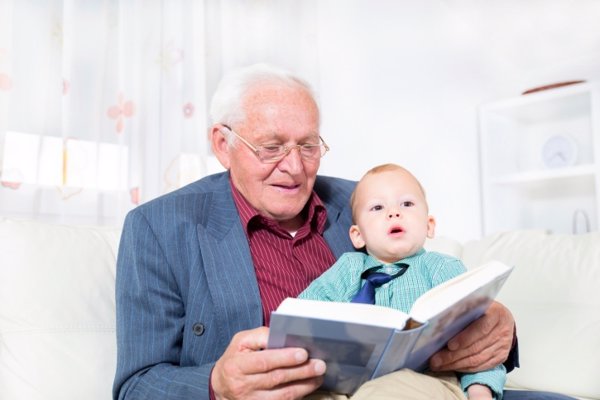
[[267, 260, 513, 395]]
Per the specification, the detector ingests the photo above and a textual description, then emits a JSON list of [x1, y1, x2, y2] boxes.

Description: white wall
[[314, 0, 600, 241]]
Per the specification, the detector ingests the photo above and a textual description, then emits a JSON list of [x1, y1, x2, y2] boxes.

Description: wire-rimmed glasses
[[220, 125, 329, 163]]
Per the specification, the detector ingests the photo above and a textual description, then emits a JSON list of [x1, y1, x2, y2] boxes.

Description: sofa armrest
[[0, 218, 121, 400]]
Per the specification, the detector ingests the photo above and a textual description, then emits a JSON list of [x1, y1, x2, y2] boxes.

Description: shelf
[[490, 164, 596, 185], [479, 81, 599, 236], [480, 82, 594, 123]]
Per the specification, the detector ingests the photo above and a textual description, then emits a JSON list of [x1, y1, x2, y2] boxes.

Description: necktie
[[350, 263, 409, 304]]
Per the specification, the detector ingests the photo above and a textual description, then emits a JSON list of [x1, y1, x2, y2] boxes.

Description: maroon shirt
[[230, 180, 337, 326], [209, 181, 337, 399]]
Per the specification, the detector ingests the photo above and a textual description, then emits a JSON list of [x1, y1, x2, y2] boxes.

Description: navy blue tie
[[351, 264, 409, 304]]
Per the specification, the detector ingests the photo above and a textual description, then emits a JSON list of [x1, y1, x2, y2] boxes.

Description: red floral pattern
[[107, 93, 135, 133]]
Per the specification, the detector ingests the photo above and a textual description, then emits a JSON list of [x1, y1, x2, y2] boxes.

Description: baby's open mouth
[[389, 226, 404, 234]]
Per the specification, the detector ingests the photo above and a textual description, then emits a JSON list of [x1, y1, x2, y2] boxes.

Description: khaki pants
[[305, 369, 466, 400]]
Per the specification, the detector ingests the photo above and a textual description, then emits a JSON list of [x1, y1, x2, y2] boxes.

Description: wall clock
[[541, 134, 578, 168]]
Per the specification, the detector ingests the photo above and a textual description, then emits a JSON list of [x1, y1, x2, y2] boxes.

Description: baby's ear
[[426, 215, 436, 238], [349, 225, 366, 249]]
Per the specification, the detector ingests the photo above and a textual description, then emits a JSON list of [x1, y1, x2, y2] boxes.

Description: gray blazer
[[113, 172, 356, 399]]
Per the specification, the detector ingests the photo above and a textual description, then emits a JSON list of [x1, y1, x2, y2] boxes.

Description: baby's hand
[[467, 383, 493, 400]]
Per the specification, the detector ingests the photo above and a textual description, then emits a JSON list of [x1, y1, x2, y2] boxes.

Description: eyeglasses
[[220, 125, 329, 163]]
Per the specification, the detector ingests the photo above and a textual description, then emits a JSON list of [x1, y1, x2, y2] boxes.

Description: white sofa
[[1, 217, 599, 400]]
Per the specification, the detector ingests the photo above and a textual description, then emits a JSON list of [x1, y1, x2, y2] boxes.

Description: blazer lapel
[[197, 190, 263, 333], [323, 205, 354, 258], [321, 188, 355, 259]]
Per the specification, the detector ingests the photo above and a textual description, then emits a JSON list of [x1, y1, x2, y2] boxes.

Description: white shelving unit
[[479, 81, 600, 236]]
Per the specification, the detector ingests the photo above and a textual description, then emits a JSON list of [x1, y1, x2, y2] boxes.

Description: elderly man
[[113, 64, 572, 400]]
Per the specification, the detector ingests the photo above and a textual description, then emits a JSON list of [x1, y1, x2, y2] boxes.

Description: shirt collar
[[363, 248, 426, 270]]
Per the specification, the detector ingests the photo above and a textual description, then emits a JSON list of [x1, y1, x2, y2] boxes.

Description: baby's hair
[[350, 163, 427, 222]]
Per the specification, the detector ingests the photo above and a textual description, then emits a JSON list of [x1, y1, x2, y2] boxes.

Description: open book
[[267, 260, 513, 395]]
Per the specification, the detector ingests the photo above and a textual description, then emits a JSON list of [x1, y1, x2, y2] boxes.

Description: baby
[[300, 163, 505, 400]]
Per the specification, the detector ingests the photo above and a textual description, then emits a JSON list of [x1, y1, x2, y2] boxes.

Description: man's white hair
[[209, 63, 319, 143]]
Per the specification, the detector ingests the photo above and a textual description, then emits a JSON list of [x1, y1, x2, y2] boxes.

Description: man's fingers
[[430, 302, 515, 372], [232, 326, 270, 353], [447, 315, 494, 350], [236, 347, 326, 378], [212, 327, 327, 399], [455, 339, 508, 372], [430, 334, 509, 372], [430, 320, 496, 369], [447, 302, 504, 351], [257, 358, 326, 390], [430, 303, 514, 372], [215, 355, 325, 399], [231, 327, 326, 378]]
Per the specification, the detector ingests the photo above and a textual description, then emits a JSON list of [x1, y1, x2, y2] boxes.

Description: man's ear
[[426, 215, 436, 238], [211, 125, 231, 169], [349, 224, 366, 250]]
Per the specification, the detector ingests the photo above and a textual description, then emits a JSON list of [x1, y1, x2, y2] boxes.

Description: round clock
[[541, 134, 578, 168]]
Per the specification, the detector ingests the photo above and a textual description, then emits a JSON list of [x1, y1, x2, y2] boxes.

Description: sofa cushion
[[424, 236, 464, 259], [462, 230, 600, 400], [0, 218, 121, 400]]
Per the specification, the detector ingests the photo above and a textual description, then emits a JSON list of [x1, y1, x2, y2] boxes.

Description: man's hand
[[211, 327, 326, 400], [429, 301, 515, 373]]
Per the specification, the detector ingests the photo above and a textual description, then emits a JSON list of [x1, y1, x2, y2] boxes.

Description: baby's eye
[[401, 201, 414, 207], [369, 205, 383, 211]]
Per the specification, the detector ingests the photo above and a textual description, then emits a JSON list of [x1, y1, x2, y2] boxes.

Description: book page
[[409, 260, 513, 323], [274, 298, 410, 330], [403, 260, 513, 370]]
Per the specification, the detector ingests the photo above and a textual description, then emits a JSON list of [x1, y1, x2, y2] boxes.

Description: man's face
[[222, 83, 321, 230], [350, 169, 435, 264]]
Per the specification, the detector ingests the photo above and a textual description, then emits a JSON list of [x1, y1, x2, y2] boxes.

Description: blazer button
[[192, 323, 205, 336]]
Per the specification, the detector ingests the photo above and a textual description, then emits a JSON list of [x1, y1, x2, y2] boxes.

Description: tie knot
[[351, 264, 409, 304], [363, 271, 395, 288]]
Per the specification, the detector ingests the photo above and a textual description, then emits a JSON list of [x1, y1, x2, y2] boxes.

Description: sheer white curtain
[[0, 0, 319, 227]]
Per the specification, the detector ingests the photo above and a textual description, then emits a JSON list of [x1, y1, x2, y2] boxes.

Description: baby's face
[[350, 169, 435, 264]]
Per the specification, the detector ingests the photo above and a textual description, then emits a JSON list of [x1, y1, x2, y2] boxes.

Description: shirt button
[[192, 323, 205, 336]]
